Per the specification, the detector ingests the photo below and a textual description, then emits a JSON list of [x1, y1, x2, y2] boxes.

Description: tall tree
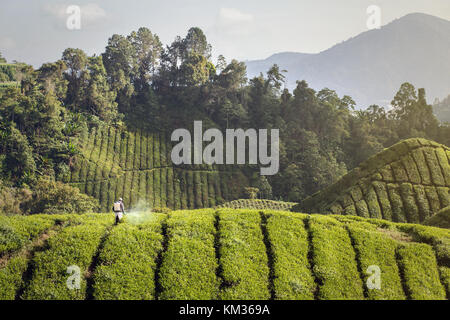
[[128, 27, 163, 91], [37, 60, 68, 102], [62, 48, 88, 108], [0, 126, 36, 184], [390, 82, 439, 139], [84, 56, 119, 123], [102, 34, 136, 96], [183, 27, 212, 59]]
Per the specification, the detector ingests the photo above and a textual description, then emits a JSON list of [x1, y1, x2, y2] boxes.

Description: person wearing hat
[[112, 198, 125, 224]]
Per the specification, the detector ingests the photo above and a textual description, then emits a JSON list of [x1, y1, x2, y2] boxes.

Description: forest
[[0, 26, 449, 214]]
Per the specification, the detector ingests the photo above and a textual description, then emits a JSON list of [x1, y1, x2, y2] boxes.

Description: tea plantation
[[68, 126, 249, 211], [294, 138, 450, 223], [0, 210, 448, 300]]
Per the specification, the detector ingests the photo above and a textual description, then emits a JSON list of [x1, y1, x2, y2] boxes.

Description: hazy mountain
[[246, 13, 450, 108]]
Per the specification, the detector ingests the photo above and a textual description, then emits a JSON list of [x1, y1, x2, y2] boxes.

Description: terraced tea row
[[1, 210, 448, 300], [295, 138, 450, 223], [68, 127, 248, 211], [216, 199, 297, 211], [92, 214, 165, 299]]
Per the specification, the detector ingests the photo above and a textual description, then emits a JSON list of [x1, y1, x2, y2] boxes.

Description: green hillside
[[67, 126, 249, 212], [293, 138, 450, 224], [0, 210, 448, 300]]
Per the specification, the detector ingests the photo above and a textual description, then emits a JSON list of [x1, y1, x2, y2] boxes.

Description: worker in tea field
[[113, 198, 125, 224]]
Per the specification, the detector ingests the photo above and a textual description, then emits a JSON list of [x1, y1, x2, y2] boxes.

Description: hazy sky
[[1, 0, 449, 67]]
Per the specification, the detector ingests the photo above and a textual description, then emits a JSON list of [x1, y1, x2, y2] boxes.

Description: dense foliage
[[0, 179, 98, 215]]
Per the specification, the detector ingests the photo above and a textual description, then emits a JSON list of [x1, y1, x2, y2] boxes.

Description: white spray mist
[[123, 199, 156, 225]]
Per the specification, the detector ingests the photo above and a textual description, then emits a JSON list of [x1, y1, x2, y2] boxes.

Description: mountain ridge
[[246, 13, 450, 108]]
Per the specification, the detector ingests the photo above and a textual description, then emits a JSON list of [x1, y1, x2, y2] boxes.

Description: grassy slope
[[294, 138, 450, 224], [0, 210, 448, 300], [68, 127, 249, 211]]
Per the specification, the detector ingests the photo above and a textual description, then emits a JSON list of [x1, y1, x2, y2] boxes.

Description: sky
[[1, 0, 449, 67]]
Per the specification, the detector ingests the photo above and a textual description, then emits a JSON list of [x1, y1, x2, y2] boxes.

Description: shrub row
[[217, 199, 297, 211], [396, 243, 446, 299], [158, 209, 219, 299], [21, 214, 112, 300], [307, 215, 365, 299], [345, 216, 449, 299], [342, 219, 406, 299], [92, 212, 165, 299], [263, 211, 315, 299], [0, 251, 29, 299], [217, 209, 270, 299]]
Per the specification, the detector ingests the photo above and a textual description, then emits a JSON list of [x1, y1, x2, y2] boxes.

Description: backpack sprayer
[[113, 198, 126, 223]]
